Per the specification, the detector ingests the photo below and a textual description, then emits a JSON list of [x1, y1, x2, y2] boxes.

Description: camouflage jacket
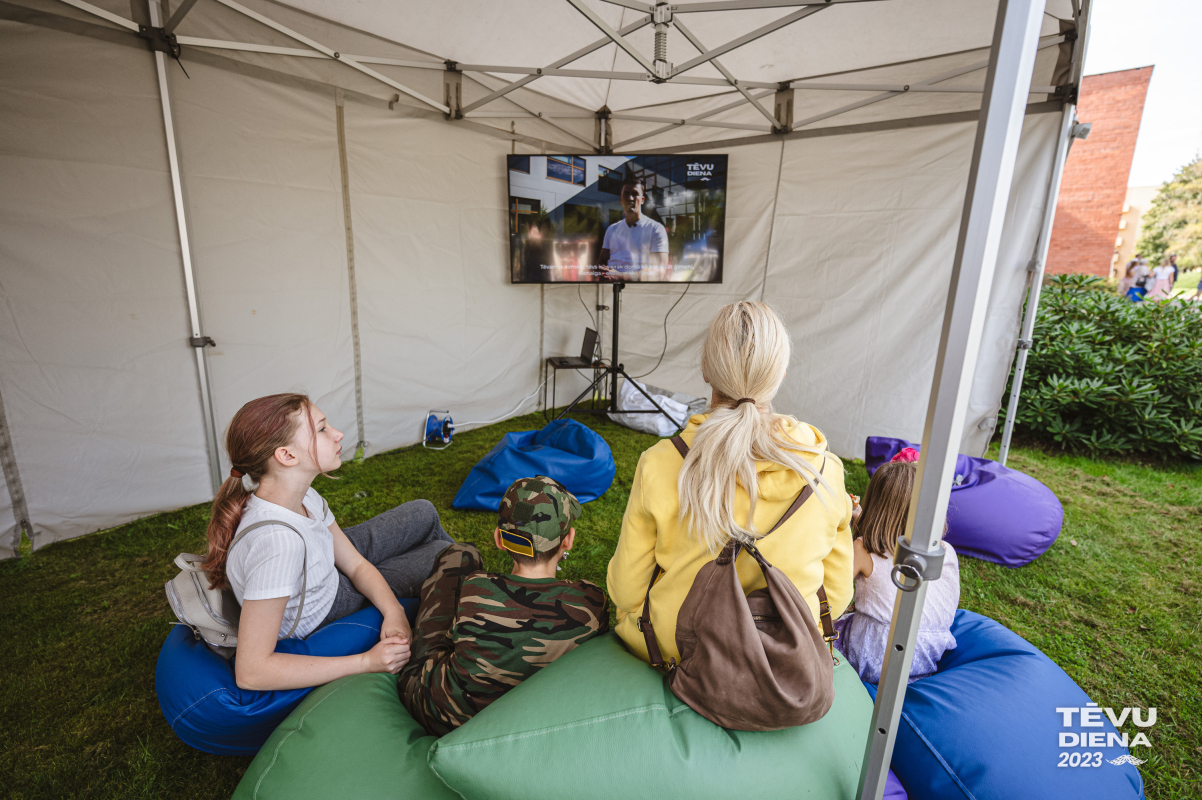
[[398, 543, 608, 737]]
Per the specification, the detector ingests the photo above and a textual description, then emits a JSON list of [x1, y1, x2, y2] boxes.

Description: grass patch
[[0, 411, 1198, 798]]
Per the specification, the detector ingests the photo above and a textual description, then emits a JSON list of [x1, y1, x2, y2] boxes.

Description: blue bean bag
[[863, 436, 1062, 566], [865, 610, 1144, 800], [452, 419, 615, 511], [155, 599, 418, 756]]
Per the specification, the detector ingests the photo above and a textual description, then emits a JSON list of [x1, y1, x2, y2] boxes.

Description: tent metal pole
[[674, 0, 883, 9], [162, 0, 198, 33], [460, 15, 653, 115], [998, 0, 1092, 464], [671, 17, 781, 128], [148, 0, 222, 494], [855, 0, 1045, 798], [669, 4, 825, 77], [565, 0, 658, 75], [997, 103, 1075, 466]]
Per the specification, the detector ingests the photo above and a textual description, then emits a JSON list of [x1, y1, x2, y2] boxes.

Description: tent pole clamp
[[139, 25, 181, 57], [189, 336, 216, 348], [1016, 338, 1033, 350], [890, 536, 946, 592]]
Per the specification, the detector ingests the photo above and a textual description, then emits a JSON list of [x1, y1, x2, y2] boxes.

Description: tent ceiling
[[40, 0, 1075, 151], [269, 0, 1074, 112]]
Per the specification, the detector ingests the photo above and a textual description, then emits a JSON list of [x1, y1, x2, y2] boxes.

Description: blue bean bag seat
[[864, 436, 1062, 566], [865, 610, 1144, 800], [155, 599, 418, 756], [452, 418, 615, 511]]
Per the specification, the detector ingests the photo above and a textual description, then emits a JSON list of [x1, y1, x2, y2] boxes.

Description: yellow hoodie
[[607, 413, 854, 664]]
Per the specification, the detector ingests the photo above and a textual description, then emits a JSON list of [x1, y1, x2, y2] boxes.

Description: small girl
[[835, 459, 960, 683], [202, 393, 456, 691]]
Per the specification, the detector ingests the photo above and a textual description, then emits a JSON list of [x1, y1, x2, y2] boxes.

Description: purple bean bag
[[863, 437, 1062, 567]]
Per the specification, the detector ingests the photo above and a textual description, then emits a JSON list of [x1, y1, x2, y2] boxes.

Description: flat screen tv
[[508, 154, 727, 284]]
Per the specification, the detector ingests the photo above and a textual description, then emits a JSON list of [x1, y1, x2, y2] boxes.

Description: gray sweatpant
[[317, 499, 454, 628]]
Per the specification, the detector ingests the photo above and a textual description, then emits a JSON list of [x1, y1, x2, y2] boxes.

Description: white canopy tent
[[0, 0, 1088, 794]]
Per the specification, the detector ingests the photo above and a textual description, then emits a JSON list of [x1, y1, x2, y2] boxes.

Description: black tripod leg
[[554, 368, 612, 422], [616, 369, 687, 433]]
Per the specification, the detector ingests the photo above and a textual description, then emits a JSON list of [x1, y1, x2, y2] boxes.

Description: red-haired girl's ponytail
[[202, 393, 310, 589]]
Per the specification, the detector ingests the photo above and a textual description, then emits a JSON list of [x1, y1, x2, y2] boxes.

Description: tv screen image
[[508, 154, 728, 284]]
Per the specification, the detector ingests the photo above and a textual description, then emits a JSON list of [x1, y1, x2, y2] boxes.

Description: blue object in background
[[864, 610, 1144, 800], [452, 419, 616, 511], [155, 599, 419, 756]]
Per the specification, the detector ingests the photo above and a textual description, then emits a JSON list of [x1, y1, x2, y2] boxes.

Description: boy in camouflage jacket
[[398, 475, 608, 736]]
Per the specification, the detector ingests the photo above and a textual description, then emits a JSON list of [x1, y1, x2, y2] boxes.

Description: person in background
[[1126, 258, 1151, 302], [1169, 253, 1179, 285], [1117, 260, 1137, 298], [833, 459, 960, 684], [1147, 258, 1175, 300], [398, 476, 608, 737]]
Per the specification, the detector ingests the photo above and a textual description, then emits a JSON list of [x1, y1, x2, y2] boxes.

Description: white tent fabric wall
[[0, 0, 1081, 555], [342, 106, 544, 457], [0, 21, 214, 551], [169, 55, 359, 475]]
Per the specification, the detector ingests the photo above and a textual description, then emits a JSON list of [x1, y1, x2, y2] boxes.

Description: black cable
[[577, 284, 596, 329], [631, 284, 691, 379]]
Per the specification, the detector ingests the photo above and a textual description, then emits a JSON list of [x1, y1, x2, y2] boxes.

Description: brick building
[[1045, 66, 1154, 277]]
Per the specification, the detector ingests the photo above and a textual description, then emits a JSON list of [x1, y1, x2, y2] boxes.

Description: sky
[[1082, 0, 1202, 188]]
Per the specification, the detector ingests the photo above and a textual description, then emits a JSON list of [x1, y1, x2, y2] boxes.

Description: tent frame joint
[[138, 23, 180, 58]]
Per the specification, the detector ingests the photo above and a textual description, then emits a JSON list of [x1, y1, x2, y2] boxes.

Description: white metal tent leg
[[997, 103, 1076, 465], [150, 0, 222, 494], [855, 0, 1046, 797], [998, 0, 1092, 465]]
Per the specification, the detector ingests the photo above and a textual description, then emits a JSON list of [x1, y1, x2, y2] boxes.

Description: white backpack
[[164, 519, 307, 659]]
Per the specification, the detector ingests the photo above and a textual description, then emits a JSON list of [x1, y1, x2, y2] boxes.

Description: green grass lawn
[[1, 411, 1199, 799]]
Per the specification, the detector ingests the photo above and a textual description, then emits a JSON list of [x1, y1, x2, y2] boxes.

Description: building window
[[599, 165, 617, 178], [509, 155, 531, 174], [510, 196, 541, 232], [547, 155, 586, 185]]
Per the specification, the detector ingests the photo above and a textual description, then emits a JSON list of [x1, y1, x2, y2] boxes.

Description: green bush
[[1003, 274, 1202, 460]]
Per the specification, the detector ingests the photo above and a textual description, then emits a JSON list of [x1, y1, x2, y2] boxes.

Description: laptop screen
[[581, 328, 598, 362]]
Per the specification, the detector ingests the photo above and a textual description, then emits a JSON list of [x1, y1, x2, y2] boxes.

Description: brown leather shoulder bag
[[638, 436, 839, 731]]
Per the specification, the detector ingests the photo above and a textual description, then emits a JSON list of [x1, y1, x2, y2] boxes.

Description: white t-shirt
[[602, 215, 669, 272], [226, 487, 339, 639], [1152, 265, 1175, 282]]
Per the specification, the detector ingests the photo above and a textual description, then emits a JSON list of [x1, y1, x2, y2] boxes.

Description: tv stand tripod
[[554, 282, 686, 432]]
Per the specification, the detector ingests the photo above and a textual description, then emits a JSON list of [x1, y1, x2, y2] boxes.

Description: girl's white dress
[[833, 542, 960, 684]]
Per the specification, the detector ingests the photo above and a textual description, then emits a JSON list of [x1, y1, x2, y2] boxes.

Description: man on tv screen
[[599, 179, 669, 282]]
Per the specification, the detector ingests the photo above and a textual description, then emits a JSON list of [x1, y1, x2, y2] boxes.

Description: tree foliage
[[1136, 155, 1202, 268], [1004, 274, 1202, 460]]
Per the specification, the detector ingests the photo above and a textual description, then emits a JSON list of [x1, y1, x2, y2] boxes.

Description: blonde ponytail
[[678, 302, 832, 553]]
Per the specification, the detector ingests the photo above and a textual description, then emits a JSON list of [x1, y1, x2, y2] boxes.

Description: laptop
[[549, 328, 599, 368]]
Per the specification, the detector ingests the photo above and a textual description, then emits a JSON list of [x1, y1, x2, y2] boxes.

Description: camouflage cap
[[497, 475, 582, 557]]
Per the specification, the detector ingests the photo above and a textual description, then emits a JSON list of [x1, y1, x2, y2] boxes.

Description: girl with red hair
[[202, 393, 454, 691]]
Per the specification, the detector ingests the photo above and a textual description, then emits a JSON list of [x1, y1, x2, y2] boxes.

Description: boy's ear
[[493, 527, 506, 551], [562, 527, 576, 551]]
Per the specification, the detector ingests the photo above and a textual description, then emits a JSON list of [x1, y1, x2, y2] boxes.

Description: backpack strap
[[230, 519, 308, 639], [639, 437, 835, 665]]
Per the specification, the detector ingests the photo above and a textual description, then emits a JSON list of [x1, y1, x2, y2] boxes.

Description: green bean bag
[[235, 633, 874, 800]]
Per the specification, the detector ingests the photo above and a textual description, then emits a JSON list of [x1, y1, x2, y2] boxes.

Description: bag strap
[[639, 437, 833, 667], [230, 519, 308, 639]]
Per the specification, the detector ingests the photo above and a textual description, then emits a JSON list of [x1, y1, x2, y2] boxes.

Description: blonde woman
[[607, 301, 854, 666]]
